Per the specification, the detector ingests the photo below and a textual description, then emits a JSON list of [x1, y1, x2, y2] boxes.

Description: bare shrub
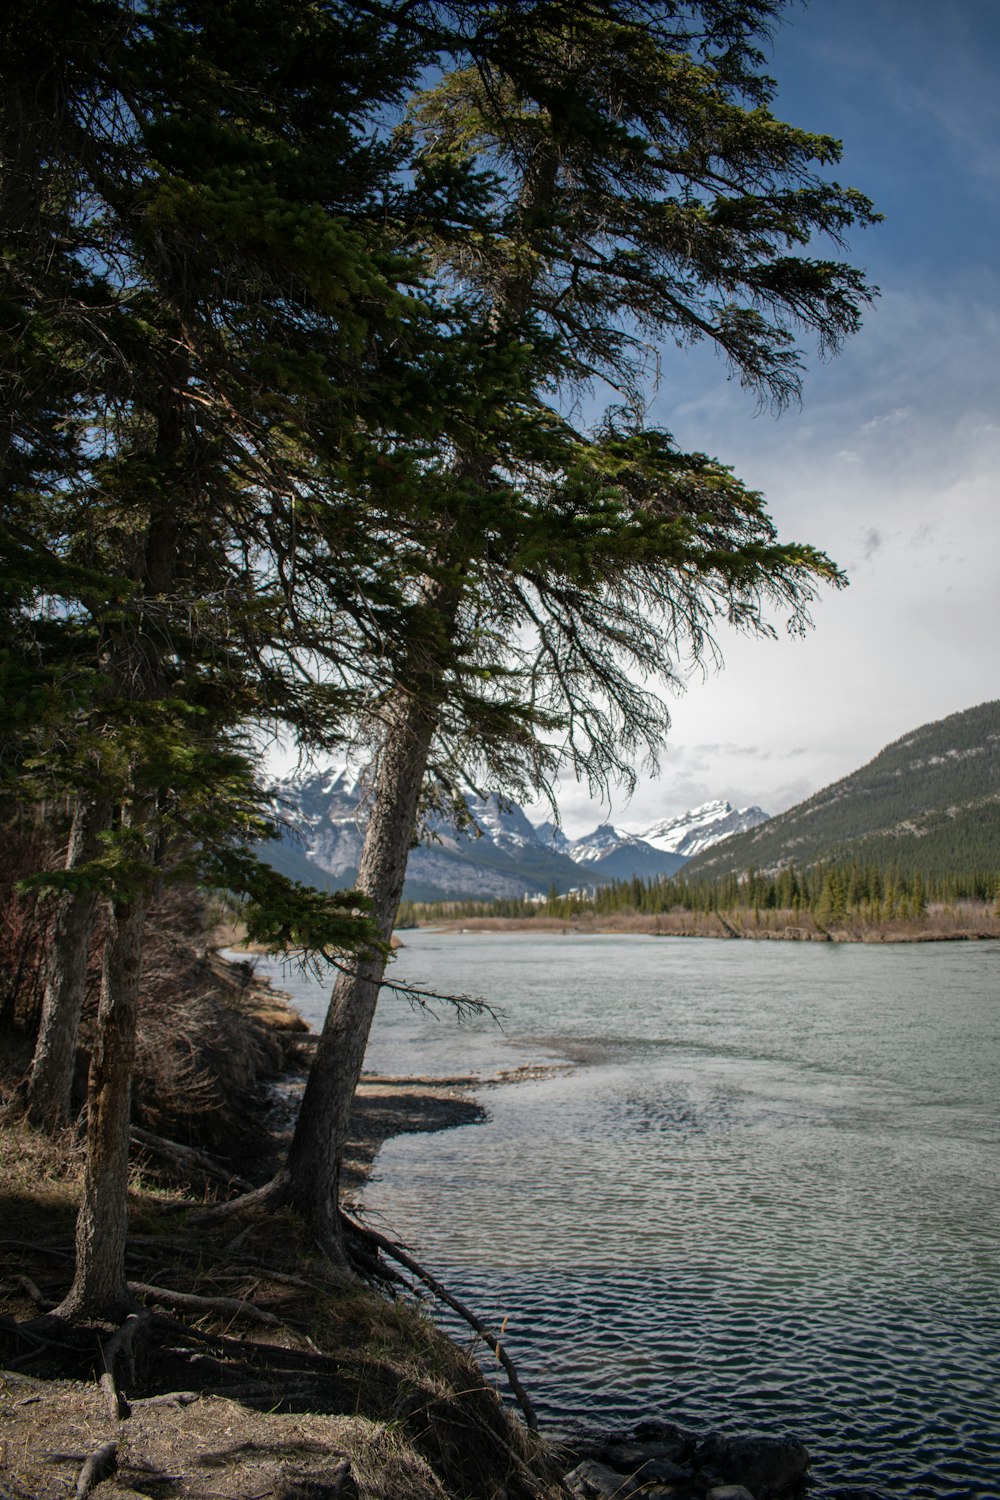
[[128, 887, 297, 1166]]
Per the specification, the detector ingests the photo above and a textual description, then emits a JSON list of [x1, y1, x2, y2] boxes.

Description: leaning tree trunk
[[56, 881, 149, 1318], [284, 681, 442, 1257], [282, 143, 554, 1254], [26, 797, 108, 1130]]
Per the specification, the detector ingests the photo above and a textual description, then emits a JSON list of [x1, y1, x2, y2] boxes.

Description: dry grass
[[0, 1158, 563, 1500], [0, 886, 564, 1499], [420, 901, 1000, 943]]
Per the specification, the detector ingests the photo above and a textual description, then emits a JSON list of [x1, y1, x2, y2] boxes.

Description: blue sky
[[271, 2, 1000, 836], [551, 0, 1000, 834]]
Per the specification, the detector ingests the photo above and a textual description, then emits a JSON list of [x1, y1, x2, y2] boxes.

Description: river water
[[256, 931, 1000, 1498]]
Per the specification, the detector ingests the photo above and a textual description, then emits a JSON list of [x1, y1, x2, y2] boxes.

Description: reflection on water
[[254, 933, 1000, 1498]]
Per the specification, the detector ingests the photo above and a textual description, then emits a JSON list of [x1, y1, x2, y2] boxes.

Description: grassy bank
[[0, 900, 563, 1500], [0, 1122, 561, 1499], [401, 900, 1000, 943]]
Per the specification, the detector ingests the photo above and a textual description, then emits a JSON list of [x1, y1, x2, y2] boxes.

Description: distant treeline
[[398, 862, 1000, 926]]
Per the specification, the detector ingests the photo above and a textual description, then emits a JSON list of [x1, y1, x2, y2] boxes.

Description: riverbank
[[403, 899, 1000, 943], [2, 924, 918, 1500], [10, 952, 812, 1500], [0, 908, 565, 1500]]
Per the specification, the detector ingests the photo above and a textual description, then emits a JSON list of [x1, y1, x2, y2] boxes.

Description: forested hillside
[[684, 700, 1000, 879]]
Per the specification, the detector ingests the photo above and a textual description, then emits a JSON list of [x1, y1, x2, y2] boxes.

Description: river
[[256, 930, 1000, 1499]]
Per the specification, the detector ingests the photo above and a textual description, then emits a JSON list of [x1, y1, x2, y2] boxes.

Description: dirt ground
[[0, 1078, 562, 1499], [0, 967, 564, 1500]]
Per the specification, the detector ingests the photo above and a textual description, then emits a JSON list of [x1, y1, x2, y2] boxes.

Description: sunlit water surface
[[257, 932, 1000, 1498]]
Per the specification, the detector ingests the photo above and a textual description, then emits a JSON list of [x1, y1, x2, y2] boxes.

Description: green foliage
[[206, 848, 380, 958], [403, 858, 996, 929], [0, 0, 459, 925], [368, 0, 877, 811], [3, 0, 881, 931]]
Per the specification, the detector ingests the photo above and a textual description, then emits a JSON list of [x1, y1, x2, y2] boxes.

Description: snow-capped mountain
[[567, 823, 636, 864], [632, 799, 769, 858], [534, 820, 572, 854], [538, 810, 766, 876], [558, 823, 688, 882], [267, 769, 587, 901], [449, 792, 544, 859], [263, 769, 767, 900], [270, 767, 367, 880]]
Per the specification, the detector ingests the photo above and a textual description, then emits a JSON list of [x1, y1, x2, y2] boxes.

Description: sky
[[546, 0, 1000, 835], [272, 1, 1000, 838]]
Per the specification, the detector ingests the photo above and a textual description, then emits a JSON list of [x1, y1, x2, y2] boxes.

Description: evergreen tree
[[3, 0, 475, 1314], [282, 0, 879, 1257]]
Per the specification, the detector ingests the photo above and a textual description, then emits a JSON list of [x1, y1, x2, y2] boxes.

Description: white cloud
[[269, 4, 1000, 850], [861, 406, 913, 431]]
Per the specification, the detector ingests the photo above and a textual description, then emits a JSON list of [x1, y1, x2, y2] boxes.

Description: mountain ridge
[[681, 699, 1000, 880], [264, 774, 765, 901]]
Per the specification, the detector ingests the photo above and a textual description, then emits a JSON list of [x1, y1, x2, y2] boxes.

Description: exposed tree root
[[128, 1281, 284, 1328], [341, 1212, 538, 1431], [74, 1441, 117, 1500], [99, 1310, 150, 1419], [184, 1170, 290, 1226]]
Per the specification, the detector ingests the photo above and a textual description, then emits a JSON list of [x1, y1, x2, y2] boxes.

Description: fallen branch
[[225, 1262, 322, 1292], [16, 1275, 53, 1310], [128, 1281, 282, 1327], [185, 1171, 290, 1227], [341, 1213, 537, 1430], [75, 1442, 117, 1500], [130, 1390, 200, 1408], [130, 1127, 254, 1193], [99, 1311, 150, 1420], [153, 1315, 355, 1377]]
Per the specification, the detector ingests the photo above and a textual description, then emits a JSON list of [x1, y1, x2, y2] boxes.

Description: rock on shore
[[564, 1421, 811, 1500]]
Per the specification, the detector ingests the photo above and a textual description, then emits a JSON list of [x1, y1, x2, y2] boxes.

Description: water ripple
[[307, 933, 1000, 1500]]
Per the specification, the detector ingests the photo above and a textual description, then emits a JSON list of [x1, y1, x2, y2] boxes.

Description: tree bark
[[55, 384, 185, 1315], [280, 135, 557, 1253], [26, 798, 108, 1129], [284, 679, 442, 1255], [57, 885, 149, 1318]]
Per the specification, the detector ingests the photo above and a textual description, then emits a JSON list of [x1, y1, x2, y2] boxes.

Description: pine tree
[[282, 0, 879, 1257], [3, 0, 467, 1315]]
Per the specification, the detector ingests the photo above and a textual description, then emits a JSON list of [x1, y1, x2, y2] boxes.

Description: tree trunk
[[26, 798, 107, 1129], [284, 680, 442, 1255], [57, 887, 148, 1319]]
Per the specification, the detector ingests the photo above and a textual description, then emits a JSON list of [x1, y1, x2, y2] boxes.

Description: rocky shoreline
[[559, 1420, 892, 1500]]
